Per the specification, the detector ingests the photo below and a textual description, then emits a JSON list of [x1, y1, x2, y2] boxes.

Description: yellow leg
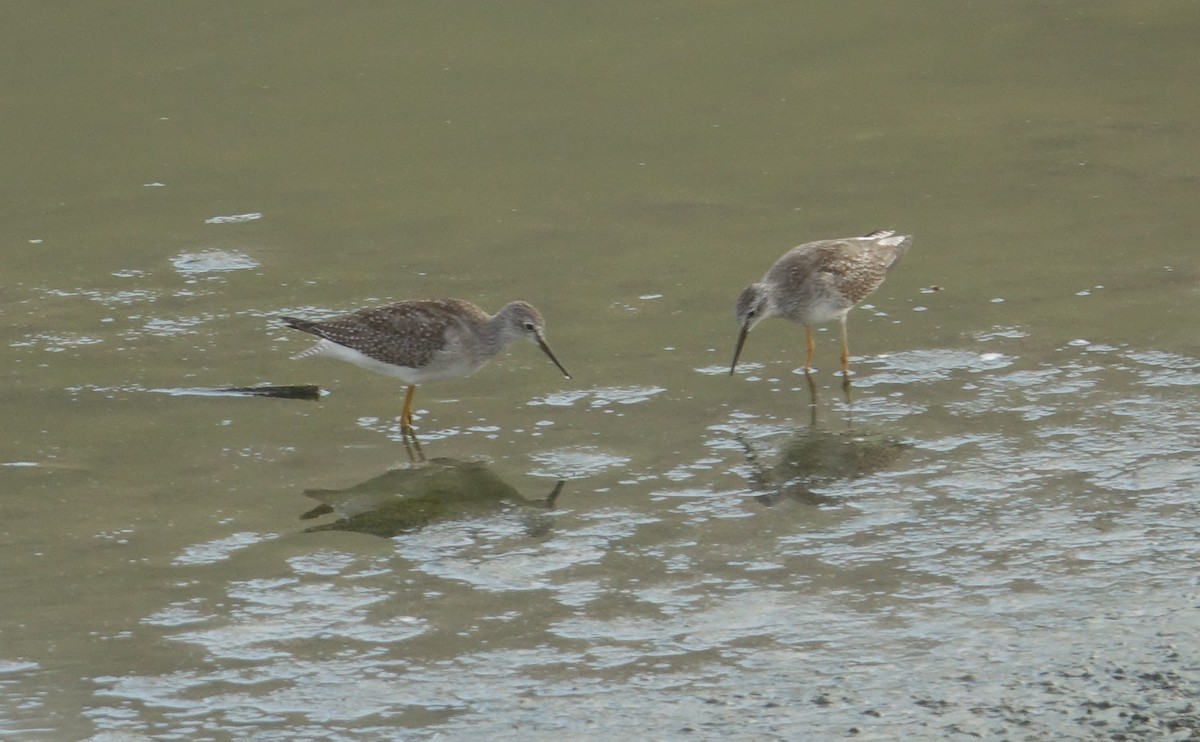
[[401, 385, 417, 431], [803, 325, 815, 371]]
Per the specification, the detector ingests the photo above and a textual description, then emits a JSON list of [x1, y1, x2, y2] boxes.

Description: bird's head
[[501, 301, 571, 379], [730, 284, 771, 375]]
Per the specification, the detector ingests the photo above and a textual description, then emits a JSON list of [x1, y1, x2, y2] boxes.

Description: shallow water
[[3, 2, 1200, 740]]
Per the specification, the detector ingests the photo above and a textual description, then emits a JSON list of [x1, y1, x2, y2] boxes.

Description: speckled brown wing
[[283, 299, 488, 369], [815, 242, 891, 306]]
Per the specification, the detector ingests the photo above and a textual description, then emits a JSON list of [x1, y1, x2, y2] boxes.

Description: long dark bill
[[729, 322, 751, 375], [536, 335, 572, 379]]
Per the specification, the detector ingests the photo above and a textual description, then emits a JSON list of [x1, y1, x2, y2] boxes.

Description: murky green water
[[3, 3, 1199, 740]]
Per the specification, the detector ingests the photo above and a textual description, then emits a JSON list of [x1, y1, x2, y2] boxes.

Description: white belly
[[296, 339, 484, 385], [784, 295, 852, 326]]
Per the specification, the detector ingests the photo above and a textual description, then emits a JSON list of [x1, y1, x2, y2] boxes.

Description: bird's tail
[[280, 315, 318, 333], [862, 229, 912, 270], [280, 316, 327, 360], [290, 343, 327, 361], [862, 229, 896, 240]]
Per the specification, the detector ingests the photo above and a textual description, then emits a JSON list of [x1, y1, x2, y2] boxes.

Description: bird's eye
[[523, 321, 536, 331], [747, 309, 757, 318]]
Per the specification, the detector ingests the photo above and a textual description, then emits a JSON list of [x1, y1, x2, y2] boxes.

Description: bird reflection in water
[[740, 427, 908, 507], [300, 457, 564, 538], [739, 377, 907, 507]]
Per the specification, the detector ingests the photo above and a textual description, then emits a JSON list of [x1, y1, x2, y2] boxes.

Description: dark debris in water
[[947, 656, 1200, 739], [151, 384, 322, 401], [215, 384, 322, 401]]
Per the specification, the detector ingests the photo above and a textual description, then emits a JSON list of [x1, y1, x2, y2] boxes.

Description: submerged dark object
[[151, 384, 322, 401], [301, 457, 564, 538], [215, 384, 322, 400], [741, 428, 908, 506]]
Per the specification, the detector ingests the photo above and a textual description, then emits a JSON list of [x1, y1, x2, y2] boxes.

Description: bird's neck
[[756, 283, 779, 318], [480, 310, 516, 354]]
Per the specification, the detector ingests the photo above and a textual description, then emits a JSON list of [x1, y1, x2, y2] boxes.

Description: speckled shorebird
[[282, 299, 570, 432], [729, 229, 912, 377]]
